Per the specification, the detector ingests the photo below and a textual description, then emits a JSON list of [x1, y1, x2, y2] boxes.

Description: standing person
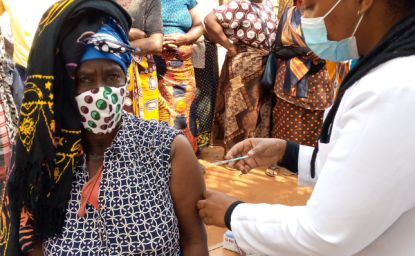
[[0, 0, 57, 81], [0, 1, 208, 255], [198, 0, 415, 255], [0, 23, 17, 199], [266, 2, 331, 176], [155, 0, 203, 153], [117, 0, 164, 122], [192, 0, 220, 154], [205, 0, 278, 154]]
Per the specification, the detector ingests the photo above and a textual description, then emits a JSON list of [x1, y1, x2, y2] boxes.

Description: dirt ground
[[199, 146, 313, 254]]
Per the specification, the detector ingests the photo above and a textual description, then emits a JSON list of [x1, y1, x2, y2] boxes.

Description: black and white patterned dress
[[43, 112, 182, 255]]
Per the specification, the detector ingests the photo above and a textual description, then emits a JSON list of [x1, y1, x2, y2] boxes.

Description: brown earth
[[199, 146, 313, 255]]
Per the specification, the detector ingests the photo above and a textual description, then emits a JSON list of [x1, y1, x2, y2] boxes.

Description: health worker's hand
[[197, 190, 239, 228], [226, 138, 287, 174]]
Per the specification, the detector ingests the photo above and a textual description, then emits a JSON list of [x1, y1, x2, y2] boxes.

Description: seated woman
[[0, 1, 208, 255]]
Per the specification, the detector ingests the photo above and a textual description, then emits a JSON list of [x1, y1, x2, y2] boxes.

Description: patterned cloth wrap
[[212, 45, 272, 153], [124, 55, 160, 122], [155, 45, 198, 153], [271, 6, 332, 147], [194, 40, 219, 151]]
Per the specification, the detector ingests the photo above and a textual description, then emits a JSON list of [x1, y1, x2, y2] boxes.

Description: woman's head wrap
[[80, 17, 137, 74], [0, 0, 138, 254]]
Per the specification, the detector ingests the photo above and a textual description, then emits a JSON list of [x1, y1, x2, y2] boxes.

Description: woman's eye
[[304, 5, 314, 11], [108, 74, 120, 81], [78, 78, 91, 83]]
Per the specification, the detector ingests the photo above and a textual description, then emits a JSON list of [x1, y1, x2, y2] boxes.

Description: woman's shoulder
[[123, 112, 182, 140]]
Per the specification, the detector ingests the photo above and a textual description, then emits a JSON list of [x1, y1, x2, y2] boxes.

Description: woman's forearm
[[130, 33, 163, 56], [183, 24, 204, 44], [204, 13, 233, 50]]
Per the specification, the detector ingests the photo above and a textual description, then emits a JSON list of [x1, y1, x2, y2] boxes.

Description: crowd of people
[[0, 0, 414, 255]]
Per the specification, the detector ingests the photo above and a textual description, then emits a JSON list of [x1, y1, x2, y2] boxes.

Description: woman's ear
[[359, 0, 375, 15]]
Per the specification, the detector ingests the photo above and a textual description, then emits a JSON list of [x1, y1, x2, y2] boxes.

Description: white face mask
[[75, 85, 127, 134], [301, 0, 364, 62]]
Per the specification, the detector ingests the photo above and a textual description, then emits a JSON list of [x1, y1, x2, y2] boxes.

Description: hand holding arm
[[163, 6, 203, 50], [130, 32, 163, 56]]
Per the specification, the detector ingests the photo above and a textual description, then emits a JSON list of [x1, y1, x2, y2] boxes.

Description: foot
[[265, 165, 279, 177]]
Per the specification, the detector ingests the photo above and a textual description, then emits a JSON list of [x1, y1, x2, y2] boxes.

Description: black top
[[123, 0, 164, 35], [278, 140, 300, 174], [271, 20, 310, 60]]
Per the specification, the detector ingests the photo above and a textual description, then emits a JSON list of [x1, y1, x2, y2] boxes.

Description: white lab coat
[[231, 56, 415, 256]]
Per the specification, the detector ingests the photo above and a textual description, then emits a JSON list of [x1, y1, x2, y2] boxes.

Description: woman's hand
[[197, 190, 239, 228], [307, 51, 325, 63], [226, 43, 239, 57], [225, 138, 287, 174], [163, 33, 187, 47], [129, 28, 147, 41]]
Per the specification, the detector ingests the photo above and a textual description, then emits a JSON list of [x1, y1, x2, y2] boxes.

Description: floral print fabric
[[213, 0, 277, 49], [155, 45, 197, 152]]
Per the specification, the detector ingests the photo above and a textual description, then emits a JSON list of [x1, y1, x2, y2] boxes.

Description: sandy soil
[[199, 146, 313, 252]]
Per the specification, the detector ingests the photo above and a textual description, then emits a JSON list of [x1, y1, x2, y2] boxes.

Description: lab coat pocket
[[317, 139, 338, 172]]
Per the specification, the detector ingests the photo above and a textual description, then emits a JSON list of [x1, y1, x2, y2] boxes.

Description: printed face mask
[[75, 85, 126, 134], [301, 0, 364, 62]]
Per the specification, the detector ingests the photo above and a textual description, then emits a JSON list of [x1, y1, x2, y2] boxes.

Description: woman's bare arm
[[129, 31, 163, 56], [170, 135, 208, 256], [204, 12, 233, 50], [25, 242, 43, 256]]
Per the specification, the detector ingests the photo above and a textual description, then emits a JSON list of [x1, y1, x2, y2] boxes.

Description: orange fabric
[[78, 165, 103, 217]]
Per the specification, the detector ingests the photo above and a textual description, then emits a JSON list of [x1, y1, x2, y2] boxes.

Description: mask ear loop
[[352, 11, 365, 37], [322, 0, 343, 19]]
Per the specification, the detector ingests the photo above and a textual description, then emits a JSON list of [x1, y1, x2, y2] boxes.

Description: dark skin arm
[[25, 242, 43, 256], [163, 7, 203, 50], [204, 12, 238, 57], [170, 135, 208, 256], [129, 28, 163, 56]]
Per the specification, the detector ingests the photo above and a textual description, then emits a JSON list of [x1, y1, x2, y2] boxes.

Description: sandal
[[265, 164, 279, 177]]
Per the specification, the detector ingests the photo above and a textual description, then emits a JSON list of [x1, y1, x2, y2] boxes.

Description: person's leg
[[15, 64, 26, 82], [12, 66, 24, 114]]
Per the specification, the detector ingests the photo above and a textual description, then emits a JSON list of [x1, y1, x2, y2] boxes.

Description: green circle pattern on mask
[[88, 120, 97, 128], [91, 111, 101, 121], [115, 114, 120, 122], [116, 104, 121, 113], [111, 94, 119, 104], [96, 99, 107, 110], [104, 87, 112, 99]]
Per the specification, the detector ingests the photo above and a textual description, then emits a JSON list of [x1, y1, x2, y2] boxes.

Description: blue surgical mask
[[301, 0, 364, 62]]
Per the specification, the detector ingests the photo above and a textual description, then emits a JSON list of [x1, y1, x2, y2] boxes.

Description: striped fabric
[[0, 102, 10, 180]]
